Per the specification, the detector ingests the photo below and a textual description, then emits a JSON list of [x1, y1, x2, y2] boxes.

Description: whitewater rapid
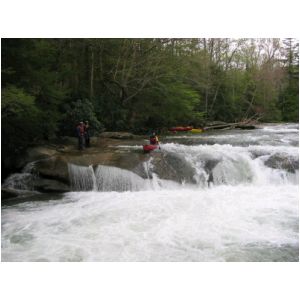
[[1, 123, 299, 261], [2, 185, 298, 262]]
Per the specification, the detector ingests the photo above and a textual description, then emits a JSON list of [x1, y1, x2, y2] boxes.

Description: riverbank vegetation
[[1, 38, 299, 175]]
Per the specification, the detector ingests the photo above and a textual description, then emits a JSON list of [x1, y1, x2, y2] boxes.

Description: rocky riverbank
[[2, 125, 298, 201], [2, 131, 219, 199], [2, 133, 149, 199]]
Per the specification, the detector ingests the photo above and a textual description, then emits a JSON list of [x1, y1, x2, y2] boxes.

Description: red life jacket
[[150, 137, 158, 145], [77, 125, 85, 136]]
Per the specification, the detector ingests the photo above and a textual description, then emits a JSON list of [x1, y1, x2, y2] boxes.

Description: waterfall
[[2, 162, 37, 191], [67, 162, 183, 192], [211, 156, 253, 185], [68, 126, 299, 192], [68, 164, 150, 192], [94, 165, 148, 191], [68, 164, 97, 191]]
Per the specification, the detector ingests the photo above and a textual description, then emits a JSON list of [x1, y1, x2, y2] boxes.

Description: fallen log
[[204, 121, 257, 131], [204, 122, 239, 130]]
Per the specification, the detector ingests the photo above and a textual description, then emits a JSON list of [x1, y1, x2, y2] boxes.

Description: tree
[[279, 38, 299, 121], [1, 86, 42, 176], [59, 99, 104, 136]]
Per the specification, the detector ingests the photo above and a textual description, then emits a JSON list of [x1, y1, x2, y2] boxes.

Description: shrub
[[59, 99, 104, 136]]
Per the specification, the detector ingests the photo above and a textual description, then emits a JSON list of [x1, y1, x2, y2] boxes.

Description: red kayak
[[169, 126, 193, 132], [143, 145, 158, 152]]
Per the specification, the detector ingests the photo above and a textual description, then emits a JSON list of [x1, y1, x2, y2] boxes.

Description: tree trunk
[[205, 88, 208, 116], [90, 46, 94, 99]]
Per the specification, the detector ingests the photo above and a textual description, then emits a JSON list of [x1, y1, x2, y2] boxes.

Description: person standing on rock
[[76, 121, 85, 150], [84, 121, 90, 147]]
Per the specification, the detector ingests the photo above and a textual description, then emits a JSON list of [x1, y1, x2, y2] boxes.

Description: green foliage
[[2, 86, 38, 118], [59, 99, 104, 136], [2, 39, 68, 140], [280, 84, 299, 122], [1, 38, 299, 176], [1, 86, 42, 173], [279, 38, 299, 122], [130, 80, 204, 132]]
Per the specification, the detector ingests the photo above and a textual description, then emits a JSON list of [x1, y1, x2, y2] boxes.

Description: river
[[1, 123, 299, 261]]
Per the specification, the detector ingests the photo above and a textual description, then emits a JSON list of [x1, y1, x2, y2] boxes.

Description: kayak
[[143, 145, 158, 152], [190, 128, 203, 133], [169, 126, 193, 132]]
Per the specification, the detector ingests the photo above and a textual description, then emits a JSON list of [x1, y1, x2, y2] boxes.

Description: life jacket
[[77, 125, 85, 136], [150, 136, 158, 145]]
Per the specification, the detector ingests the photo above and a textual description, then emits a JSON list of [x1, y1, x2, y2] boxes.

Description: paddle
[[156, 135, 161, 150]]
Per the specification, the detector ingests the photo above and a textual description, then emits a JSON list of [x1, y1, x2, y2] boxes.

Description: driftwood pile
[[204, 118, 259, 131]]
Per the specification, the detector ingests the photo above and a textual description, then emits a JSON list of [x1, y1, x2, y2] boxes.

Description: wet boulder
[[204, 159, 220, 173], [34, 150, 146, 185], [1, 188, 20, 200], [33, 178, 70, 193], [203, 159, 221, 183], [35, 156, 70, 183], [151, 152, 196, 183], [264, 154, 299, 173], [15, 146, 58, 170], [1, 188, 38, 200]]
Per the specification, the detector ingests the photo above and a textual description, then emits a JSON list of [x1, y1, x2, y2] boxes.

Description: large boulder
[[3, 135, 150, 194], [264, 154, 299, 173], [150, 152, 196, 183], [1, 188, 37, 200], [1, 188, 20, 200], [15, 146, 58, 170], [35, 156, 70, 183], [33, 178, 70, 193], [34, 150, 147, 184]]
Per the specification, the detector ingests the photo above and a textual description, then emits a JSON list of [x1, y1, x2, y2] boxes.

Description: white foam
[[162, 142, 298, 156], [2, 162, 37, 191], [2, 185, 298, 261], [160, 143, 298, 186]]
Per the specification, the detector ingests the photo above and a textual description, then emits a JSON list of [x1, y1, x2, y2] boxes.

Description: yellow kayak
[[190, 128, 203, 133]]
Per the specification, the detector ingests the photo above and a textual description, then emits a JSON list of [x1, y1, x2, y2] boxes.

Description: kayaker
[[149, 132, 159, 145]]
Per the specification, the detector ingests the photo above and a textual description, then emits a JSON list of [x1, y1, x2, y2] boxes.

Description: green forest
[[1, 38, 299, 175]]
